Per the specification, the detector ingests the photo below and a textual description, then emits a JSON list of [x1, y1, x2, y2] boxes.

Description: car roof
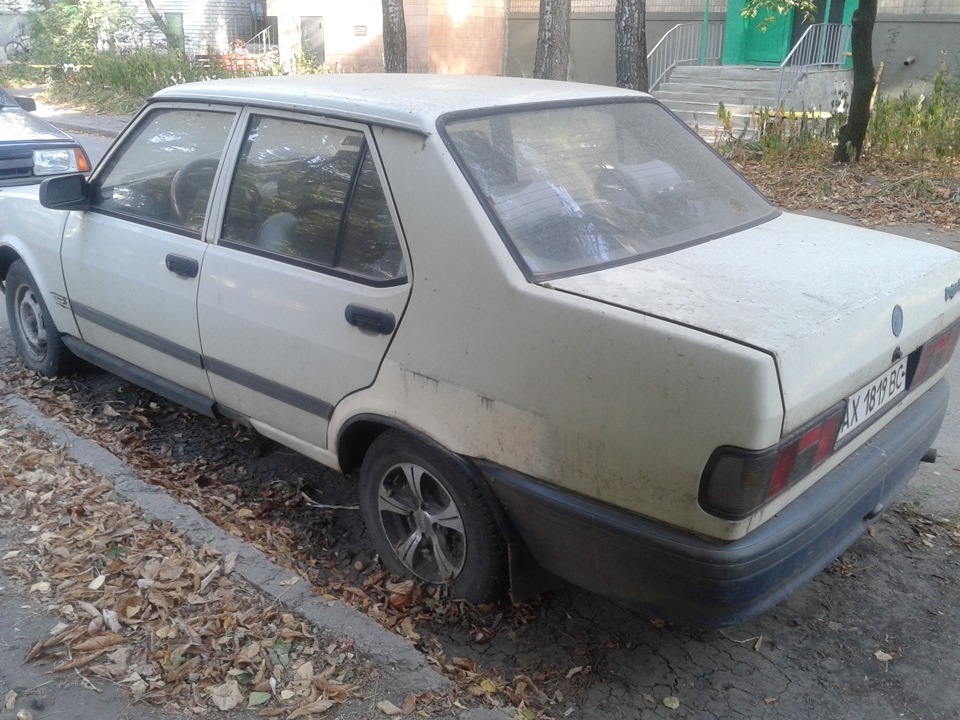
[[151, 74, 646, 135]]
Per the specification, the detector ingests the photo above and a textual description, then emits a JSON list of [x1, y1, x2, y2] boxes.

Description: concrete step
[[656, 89, 778, 107], [669, 65, 781, 81], [658, 79, 780, 93], [656, 64, 786, 138], [660, 100, 772, 117]]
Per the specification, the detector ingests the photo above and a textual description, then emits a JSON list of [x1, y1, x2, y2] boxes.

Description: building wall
[[505, 12, 726, 86], [266, 0, 505, 75], [874, 16, 960, 95], [0, 0, 253, 58], [160, 0, 255, 55], [506, 3, 959, 93], [427, 0, 505, 75], [509, 1, 729, 11], [270, 1, 388, 72]]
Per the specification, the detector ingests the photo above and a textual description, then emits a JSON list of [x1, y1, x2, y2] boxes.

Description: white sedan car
[[2, 75, 958, 626]]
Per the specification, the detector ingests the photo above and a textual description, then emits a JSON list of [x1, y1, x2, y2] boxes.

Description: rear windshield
[[443, 99, 775, 279]]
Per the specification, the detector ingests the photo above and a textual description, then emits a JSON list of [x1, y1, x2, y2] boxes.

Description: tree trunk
[[381, 0, 408, 73], [534, 0, 571, 81], [833, 0, 877, 163], [143, 0, 181, 50], [615, 0, 648, 91]]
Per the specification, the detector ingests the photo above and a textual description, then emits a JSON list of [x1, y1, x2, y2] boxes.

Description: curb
[[1, 388, 452, 698], [52, 118, 125, 139]]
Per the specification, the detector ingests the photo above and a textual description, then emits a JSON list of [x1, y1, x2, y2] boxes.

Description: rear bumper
[[480, 378, 949, 627]]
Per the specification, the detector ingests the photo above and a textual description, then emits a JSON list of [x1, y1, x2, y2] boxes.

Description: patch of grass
[[718, 66, 960, 165], [46, 51, 223, 114]]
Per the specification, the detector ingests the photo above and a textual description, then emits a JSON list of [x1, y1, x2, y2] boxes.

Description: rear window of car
[[442, 99, 776, 279]]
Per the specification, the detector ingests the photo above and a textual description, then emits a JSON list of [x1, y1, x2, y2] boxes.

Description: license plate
[[837, 357, 909, 441]]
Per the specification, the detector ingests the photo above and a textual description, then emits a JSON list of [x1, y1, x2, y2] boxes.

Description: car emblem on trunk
[[892, 305, 903, 337], [946, 279, 960, 301]]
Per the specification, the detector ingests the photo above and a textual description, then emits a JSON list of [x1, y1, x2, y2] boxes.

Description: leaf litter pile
[[0, 366, 563, 720], [0, 407, 366, 718], [734, 153, 960, 230]]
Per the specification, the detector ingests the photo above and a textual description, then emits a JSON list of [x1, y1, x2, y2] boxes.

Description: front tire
[[5, 260, 72, 376], [359, 431, 508, 603]]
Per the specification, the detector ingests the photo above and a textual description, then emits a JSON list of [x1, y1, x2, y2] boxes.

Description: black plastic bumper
[[479, 378, 949, 627]]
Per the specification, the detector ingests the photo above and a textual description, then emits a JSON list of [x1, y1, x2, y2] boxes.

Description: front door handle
[[345, 303, 396, 335], [165, 254, 199, 278]]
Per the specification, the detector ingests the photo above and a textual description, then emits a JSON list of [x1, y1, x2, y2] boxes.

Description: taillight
[[911, 322, 960, 388], [699, 403, 846, 520]]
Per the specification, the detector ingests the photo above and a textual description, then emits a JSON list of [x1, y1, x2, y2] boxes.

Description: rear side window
[[221, 115, 406, 283], [444, 100, 775, 279], [93, 108, 235, 235]]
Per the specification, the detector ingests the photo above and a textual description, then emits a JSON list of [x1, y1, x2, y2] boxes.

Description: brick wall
[[428, 0, 505, 74]]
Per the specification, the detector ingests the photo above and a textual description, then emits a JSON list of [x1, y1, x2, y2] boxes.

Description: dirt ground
[[2, 320, 960, 720]]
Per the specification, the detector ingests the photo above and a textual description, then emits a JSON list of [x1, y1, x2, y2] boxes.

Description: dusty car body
[[0, 86, 90, 185], [1, 75, 958, 626]]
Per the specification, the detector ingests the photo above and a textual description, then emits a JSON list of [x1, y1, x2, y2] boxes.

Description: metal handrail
[[246, 26, 276, 52], [776, 22, 851, 105], [647, 22, 724, 92]]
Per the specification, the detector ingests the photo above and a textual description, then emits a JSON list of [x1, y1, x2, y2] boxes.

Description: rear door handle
[[345, 303, 396, 335], [165, 254, 199, 278]]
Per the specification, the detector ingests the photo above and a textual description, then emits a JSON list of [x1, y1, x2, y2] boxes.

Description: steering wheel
[[170, 157, 220, 224]]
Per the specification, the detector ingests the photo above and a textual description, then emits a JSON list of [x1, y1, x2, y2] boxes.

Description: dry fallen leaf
[[209, 679, 244, 711], [375, 700, 402, 716], [72, 633, 127, 653], [288, 699, 335, 718], [88, 574, 107, 590]]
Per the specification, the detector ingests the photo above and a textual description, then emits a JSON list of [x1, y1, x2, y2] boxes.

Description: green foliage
[[741, 0, 817, 30], [0, 62, 51, 86], [867, 68, 960, 160], [49, 51, 223, 113], [717, 102, 841, 165], [717, 67, 960, 164], [290, 39, 327, 75], [28, 0, 140, 66]]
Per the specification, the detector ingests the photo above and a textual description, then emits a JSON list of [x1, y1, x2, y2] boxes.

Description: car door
[[59, 105, 239, 404], [197, 111, 411, 450]]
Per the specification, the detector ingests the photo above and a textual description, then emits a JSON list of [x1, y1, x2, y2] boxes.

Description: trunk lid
[[550, 212, 960, 434]]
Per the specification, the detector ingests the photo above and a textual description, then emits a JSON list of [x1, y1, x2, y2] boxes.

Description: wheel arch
[[0, 245, 23, 286], [336, 413, 456, 477], [336, 412, 556, 602]]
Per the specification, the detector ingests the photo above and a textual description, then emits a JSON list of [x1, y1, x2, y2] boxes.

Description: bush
[[49, 51, 221, 113], [868, 68, 960, 160], [716, 65, 960, 164], [28, 0, 142, 66]]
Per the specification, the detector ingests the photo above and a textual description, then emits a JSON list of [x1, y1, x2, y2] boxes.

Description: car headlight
[[32, 147, 91, 175]]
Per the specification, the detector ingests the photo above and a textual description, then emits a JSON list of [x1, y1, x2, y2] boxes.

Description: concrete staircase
[[655, 65, 783, 139]]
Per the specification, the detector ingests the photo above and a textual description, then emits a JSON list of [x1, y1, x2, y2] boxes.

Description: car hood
[[549, 212, 960, 433], [0, 106, 72, 145]]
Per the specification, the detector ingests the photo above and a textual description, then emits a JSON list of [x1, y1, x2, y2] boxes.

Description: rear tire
[[5, 260, 72, 376], [358, 431, 508, 603]]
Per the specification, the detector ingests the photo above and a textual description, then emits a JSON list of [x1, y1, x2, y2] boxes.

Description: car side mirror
[[14, 96, 37, 112], [39, 173, 90, 211]]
